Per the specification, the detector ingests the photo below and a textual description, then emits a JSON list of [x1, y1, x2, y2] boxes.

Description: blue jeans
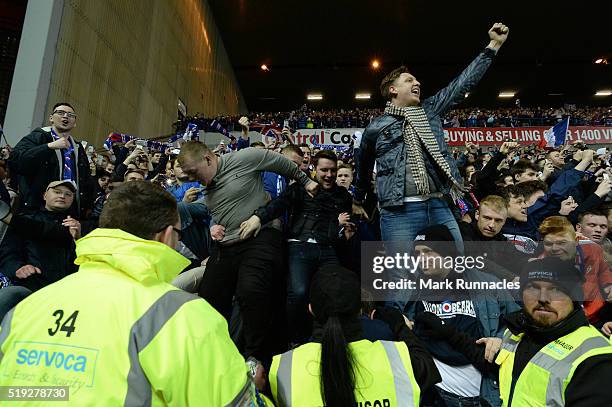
[[380, 198, 463, 248], [379, 198, 463, 310], [287, 242, 339, 343]]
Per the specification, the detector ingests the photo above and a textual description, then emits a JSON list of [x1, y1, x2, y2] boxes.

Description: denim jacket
[[355, 48, 497, 207], [403, 268, 520, 407]]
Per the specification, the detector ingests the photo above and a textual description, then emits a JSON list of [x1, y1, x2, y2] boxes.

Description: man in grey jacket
[[354, 23, 509, 248], [178, 142, 317, 386]]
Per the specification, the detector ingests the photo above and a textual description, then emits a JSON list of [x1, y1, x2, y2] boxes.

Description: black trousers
[[199, 228, 284, 365]]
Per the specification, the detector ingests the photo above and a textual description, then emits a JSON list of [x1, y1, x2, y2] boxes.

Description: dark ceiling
[[208, 0, 611, 112]]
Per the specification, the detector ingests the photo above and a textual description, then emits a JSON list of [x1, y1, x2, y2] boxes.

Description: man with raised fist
[[355, 23, 510, 249]]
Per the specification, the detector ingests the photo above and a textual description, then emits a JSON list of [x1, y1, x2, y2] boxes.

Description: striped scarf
[[384, 102, 464, 196], [51, 128, 75, 181]]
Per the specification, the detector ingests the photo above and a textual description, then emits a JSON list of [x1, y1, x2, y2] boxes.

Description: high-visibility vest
[[269, 339, 420, 407], [0, 228, 257, 406], [495, 325, 612, 406]]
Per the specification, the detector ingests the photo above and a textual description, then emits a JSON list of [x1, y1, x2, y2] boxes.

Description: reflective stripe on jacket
[[495, 325, 612, 406], [0, 228, 254, 406], [269, 339, 420, 407]]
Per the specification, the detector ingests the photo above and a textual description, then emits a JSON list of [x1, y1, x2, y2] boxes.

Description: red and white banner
[[200, 126, 612, 148], [443, 126, 612, 146], [287, 126, 612, 147]]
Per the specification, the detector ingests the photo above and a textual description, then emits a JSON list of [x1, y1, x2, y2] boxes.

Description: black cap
[[414, 224, 458, 257], [520, 257, 584, 301], [309, 265, 360, 323]]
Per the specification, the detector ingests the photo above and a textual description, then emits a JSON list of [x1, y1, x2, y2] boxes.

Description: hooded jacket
[[0, 228, 256, 406]]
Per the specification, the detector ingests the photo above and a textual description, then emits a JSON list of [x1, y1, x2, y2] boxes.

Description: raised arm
[[423, 23, 509, 116]]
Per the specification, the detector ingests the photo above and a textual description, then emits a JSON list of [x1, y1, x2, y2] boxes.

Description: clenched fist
[[487, 23, 509, 51], [238, 116, 250, 128], [48, 137, 71, 150]]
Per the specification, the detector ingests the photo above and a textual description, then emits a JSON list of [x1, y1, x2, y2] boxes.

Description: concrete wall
[[5, 0, 245, 147]]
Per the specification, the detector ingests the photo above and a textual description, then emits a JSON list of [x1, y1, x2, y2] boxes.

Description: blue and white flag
[[541, 117, 570, 148], [169, 122, 199, 144], [209, 120, 231, 139]]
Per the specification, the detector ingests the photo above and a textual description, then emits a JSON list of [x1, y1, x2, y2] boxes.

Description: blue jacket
[[355, 48, 497, 207], [502, 168, 584, 243], [166, 181, 203, 202], [404, 268, 520, 407], [177, 201, 211, 263]]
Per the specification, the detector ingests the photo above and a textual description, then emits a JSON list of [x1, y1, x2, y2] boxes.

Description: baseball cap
[[309, 265, 360, 323], [46, 180, 77, 193]]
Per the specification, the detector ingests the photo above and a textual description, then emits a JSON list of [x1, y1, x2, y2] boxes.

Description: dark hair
[[312, 150, 337, 168], [516, 180, 548, 199], [380, 66, 410, 100], [110, 173, 124, 183], [99, 181, 178, 240], [499, 184, 525, 201], [52, 102, 75, 112], [320, 317, 357, 407], [600, 203, 612, 217], [511, 159, 539, 181], [577, 210, 607, 224], [250, 141, 265, 148], [310, 266, 360, 407], [96, 168, 111, 179], [280, 144, 304, 157], [338, 163, 353, 172], [297, 143, 311, 150]]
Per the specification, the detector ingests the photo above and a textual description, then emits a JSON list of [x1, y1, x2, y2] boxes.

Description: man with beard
[[416, 257, 612, 406], [240, 150, 353, 345]]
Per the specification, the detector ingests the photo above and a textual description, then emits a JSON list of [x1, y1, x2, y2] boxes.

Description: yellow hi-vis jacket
[[495, 325, 612, 406], [269, 339, 420, 407], [0, 228, 258, 406]]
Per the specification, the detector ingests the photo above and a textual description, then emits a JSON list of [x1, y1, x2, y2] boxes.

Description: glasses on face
[[53, 110, 77, 119], [50, 188, 74, 198]]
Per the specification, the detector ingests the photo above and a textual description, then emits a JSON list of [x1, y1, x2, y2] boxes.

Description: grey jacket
[[355, 47, 497, 207]]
